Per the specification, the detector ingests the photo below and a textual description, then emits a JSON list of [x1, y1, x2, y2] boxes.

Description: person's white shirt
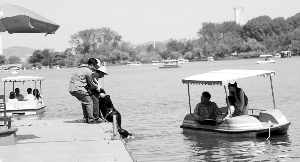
[[35, 94, 44, 105], [24, 94, 35, 101], [7, 98, 18, 102]]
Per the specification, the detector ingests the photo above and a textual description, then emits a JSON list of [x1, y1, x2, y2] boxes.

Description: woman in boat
[[225, 96, 238, 117], [8, 92, 18, 102], [228, 82, 249, 115], [33, 89, 43, 105]]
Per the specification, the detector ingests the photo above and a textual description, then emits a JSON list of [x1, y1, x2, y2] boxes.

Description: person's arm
[[238, 89, 245, 111], [212, 103, 222, 120], [86, 73, 98, 90], [193, 104, 204, 122], [92, 73, 102, 92]]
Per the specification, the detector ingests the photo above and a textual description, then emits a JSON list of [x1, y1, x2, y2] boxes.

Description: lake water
[[1, 57, 300, 162]]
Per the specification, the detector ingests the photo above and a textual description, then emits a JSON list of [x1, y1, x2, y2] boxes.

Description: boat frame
[[180, 69, 291, 138], [256, 55, 276, 64], [159, 60, 180, 68], [1, 76, 46, 127]]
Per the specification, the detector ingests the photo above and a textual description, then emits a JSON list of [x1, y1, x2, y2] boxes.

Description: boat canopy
[[182, 69, 276, 86], [259, 54, 273, 58], [1, 76, 45, 82], [162, 59, 178, 62]]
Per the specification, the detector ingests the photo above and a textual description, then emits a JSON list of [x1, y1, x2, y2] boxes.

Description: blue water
[[1, 57, 300, 162]]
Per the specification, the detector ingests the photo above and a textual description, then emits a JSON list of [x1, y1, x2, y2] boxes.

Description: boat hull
[[159, 66, 180, 68], [180, 110, 290, 138], [0, 105, 46, 116], [256, 60, 276, 64]]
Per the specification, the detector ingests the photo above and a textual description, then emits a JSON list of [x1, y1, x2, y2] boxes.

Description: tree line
[[1, 12, 300, 68]]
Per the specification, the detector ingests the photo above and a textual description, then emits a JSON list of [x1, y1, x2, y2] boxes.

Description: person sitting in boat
[[224, 96, 237, 117], [228, 82, 249, 115], [15, 88, 24, 101], [33, 89, 44, 105], [24, 88, 35, 101], [193, 91, 223, 124], [8, 92, 18, 102]]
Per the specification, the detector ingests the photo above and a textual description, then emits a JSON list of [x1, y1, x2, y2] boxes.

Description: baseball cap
[[96, 66, 108, 75], [96, 59, 101, 67]]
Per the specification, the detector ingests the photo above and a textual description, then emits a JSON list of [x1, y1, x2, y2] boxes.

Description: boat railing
[[248, 108, 266, 115], [3, 101, 39, 110]]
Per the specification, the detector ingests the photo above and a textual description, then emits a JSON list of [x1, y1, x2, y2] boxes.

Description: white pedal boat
[[180, 69, 290, 138]]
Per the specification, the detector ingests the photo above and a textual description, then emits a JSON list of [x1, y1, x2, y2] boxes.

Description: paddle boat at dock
[[0, 76, 46, 116], [180, 69, 291, 138]]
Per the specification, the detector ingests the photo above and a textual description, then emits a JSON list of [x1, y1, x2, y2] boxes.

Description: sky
[[0, 0, 300, 52]]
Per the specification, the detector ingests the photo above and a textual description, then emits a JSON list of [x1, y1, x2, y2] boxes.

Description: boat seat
[[5, 102, 18, 110], [14, 101, 38, 109], [259, 109, 289, 125], [219, 115, 264, 130]]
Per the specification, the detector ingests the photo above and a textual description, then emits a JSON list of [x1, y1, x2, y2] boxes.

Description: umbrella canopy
[[0, 2, 59, 34]]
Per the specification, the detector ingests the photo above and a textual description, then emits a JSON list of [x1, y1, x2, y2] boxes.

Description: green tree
[[183, 52, 193, 60], [271, 17, 289, 35], [287, 12, 300, 30], [28, 50, 44, 64], [243, 16, 273, 41], [0, 55, 6, 65], [170, 51, 182, 59], [7, 56, 21, 64], [69, 27, 122, 56]]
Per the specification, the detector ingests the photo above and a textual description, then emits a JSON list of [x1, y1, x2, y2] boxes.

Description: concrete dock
[[0, 119, 135, 162]]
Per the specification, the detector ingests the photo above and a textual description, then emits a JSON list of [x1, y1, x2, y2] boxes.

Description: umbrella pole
[[188, 83, 191, 114], [270, 76, 276, 109], [4, 82, 7, 129]]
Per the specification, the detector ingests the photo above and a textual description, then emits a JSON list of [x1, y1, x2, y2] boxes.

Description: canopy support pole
[[40, 80, 42, 94], [270, 76, 276, 109], [4, 82, 7, 129], [188, 83, 191, 114], [12, 82, 15, 91], [224, 85, 231, 115]]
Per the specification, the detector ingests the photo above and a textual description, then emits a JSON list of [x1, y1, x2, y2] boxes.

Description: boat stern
[[259, 109, 290, 125]]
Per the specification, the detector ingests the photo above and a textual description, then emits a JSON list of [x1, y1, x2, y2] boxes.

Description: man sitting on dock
[[193, 91, 223, 125]]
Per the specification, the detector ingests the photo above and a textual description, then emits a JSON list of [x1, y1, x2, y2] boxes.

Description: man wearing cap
[[89, 66, 108, 121], [68, 58, 100, 123]]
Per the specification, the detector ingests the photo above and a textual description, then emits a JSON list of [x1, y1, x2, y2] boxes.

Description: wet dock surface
[[0, 119, 134, 162]]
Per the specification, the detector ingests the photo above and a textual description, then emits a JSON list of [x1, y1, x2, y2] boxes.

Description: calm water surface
[[1, 57, 300, 162]]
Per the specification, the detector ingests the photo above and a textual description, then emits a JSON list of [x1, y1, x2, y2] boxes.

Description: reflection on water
[[184, 133, 292, 161]]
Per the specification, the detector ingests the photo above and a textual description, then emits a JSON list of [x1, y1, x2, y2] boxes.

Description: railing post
[[113, 114, 118, 140]]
